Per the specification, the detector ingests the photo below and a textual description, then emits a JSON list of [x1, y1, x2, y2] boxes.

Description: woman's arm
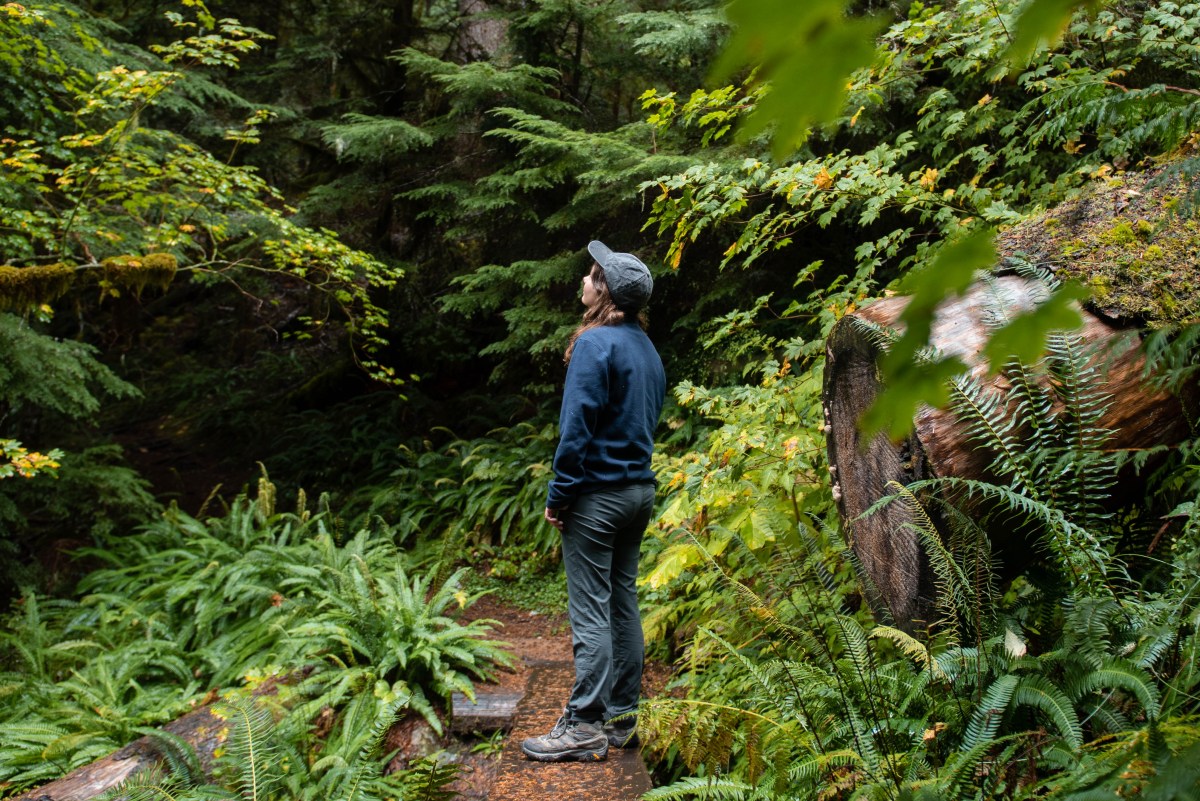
[[546, 338, 609, 510]]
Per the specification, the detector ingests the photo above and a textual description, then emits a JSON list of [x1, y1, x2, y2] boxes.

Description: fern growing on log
[[92, 694, 451, 801]]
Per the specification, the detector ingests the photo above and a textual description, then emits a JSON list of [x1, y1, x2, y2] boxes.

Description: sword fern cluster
[[0, 478, 512, 795]]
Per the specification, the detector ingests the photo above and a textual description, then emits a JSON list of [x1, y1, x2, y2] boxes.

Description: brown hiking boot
[[603, 717, 639, 748], [521, 715, 608, 762]]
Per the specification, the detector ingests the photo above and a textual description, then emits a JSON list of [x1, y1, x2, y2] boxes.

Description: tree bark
[[823, 273, 1192, 629], [452, 0, 508, 62]]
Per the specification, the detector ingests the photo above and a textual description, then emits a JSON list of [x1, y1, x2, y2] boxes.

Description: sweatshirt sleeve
[[546, 338, 608, 509]]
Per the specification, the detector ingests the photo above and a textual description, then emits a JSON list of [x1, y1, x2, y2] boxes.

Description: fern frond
[[1068, 657, 1162, 721], [640, 696, 783, 777], [788, 747, 863, 782], [393, 754, 463, 801], [1014, 673, 1083, 749], [935, 500, 998, 643], [845, 314, 901, 353], [642, 775, 752, 801], [947, 373, 1033, 492], [907, 476, 1114, 592], [871, 625, 940, 678], [132, 726, 204, 785], [887, 481, 968, 639], [700, 628, 812, 722], [214, 697, 280, 801], [1077, 696, 1131, 736], [964, 674, 1019, 750], [95, 766, 178, 801], [928, 734, 1017, 799]]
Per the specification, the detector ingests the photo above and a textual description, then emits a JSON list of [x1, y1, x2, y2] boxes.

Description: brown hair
[[564, 264, 647, 364]]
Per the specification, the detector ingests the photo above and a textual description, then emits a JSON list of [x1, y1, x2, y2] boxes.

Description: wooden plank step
[[488, 662, 653, 801], [449, 690, 523, 734]]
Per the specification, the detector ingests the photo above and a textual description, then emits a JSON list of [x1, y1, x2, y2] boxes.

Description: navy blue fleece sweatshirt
[[546, 321, 666, 510]]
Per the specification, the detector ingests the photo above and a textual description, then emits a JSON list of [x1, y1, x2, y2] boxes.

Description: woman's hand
[[544, 507, 565, 531]]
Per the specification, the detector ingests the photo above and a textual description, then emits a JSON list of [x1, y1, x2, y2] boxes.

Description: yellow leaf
[[644, 542, 699, 590]]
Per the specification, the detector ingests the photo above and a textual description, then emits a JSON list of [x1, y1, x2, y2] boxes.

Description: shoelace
[[549, 715, 569, 738]]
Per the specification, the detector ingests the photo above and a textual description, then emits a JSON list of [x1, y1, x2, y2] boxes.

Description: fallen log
[[823, 273, 1193, 628], [8, 672, 308, 801], [7, 703, 228, 801]]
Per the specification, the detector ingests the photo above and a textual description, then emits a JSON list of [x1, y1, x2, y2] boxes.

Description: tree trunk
[[823, 273, 1192, 629], [9, 673, 305, 801], [452, 0, 508, 62]]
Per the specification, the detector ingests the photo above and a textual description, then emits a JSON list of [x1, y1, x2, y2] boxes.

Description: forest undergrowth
[[0, 478, 513, 797], [3, 0, 1200, 798]]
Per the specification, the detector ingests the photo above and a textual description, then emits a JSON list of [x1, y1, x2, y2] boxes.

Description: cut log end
[[823, 275, 1193, 630], [823, 303, 935, 628]]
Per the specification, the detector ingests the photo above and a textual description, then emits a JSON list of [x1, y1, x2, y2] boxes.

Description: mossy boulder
[[998, 167, 1200, 324]]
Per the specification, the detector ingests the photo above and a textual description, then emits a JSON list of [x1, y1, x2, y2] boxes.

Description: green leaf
[[862, 355, 968, 442], [712, 0, 884, 159], [983, 281, 1088, 372], [645, 542, 701, 590], [862, 229, 997, 440], [1006, 0, 1098, 71]]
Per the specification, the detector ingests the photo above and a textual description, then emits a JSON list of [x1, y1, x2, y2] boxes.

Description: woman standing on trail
[[521, 241, 666, 763]]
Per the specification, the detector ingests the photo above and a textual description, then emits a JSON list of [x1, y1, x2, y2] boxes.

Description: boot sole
[[521, 743, 608, 762]]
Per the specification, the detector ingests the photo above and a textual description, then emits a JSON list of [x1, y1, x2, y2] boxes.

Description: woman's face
[[581, 264, 602, 309]]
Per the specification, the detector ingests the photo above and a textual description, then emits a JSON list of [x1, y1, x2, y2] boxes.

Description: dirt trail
[[455, 598, 660, 800]]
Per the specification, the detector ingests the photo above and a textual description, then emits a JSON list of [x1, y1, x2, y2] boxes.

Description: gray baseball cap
[[587, 240, 653, 311]]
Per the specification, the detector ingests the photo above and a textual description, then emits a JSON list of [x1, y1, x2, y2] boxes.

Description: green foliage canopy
[[0, 0, 398, 376]]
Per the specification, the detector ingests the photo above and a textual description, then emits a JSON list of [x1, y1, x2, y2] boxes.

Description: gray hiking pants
[[561, 482, 655, 724]]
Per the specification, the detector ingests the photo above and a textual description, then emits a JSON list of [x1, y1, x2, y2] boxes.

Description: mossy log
[[7, 704, 229, 801], [823, 273, 1192, 629]]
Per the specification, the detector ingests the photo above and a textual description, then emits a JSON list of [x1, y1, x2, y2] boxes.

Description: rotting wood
[[823, 273, 1193, 629]]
